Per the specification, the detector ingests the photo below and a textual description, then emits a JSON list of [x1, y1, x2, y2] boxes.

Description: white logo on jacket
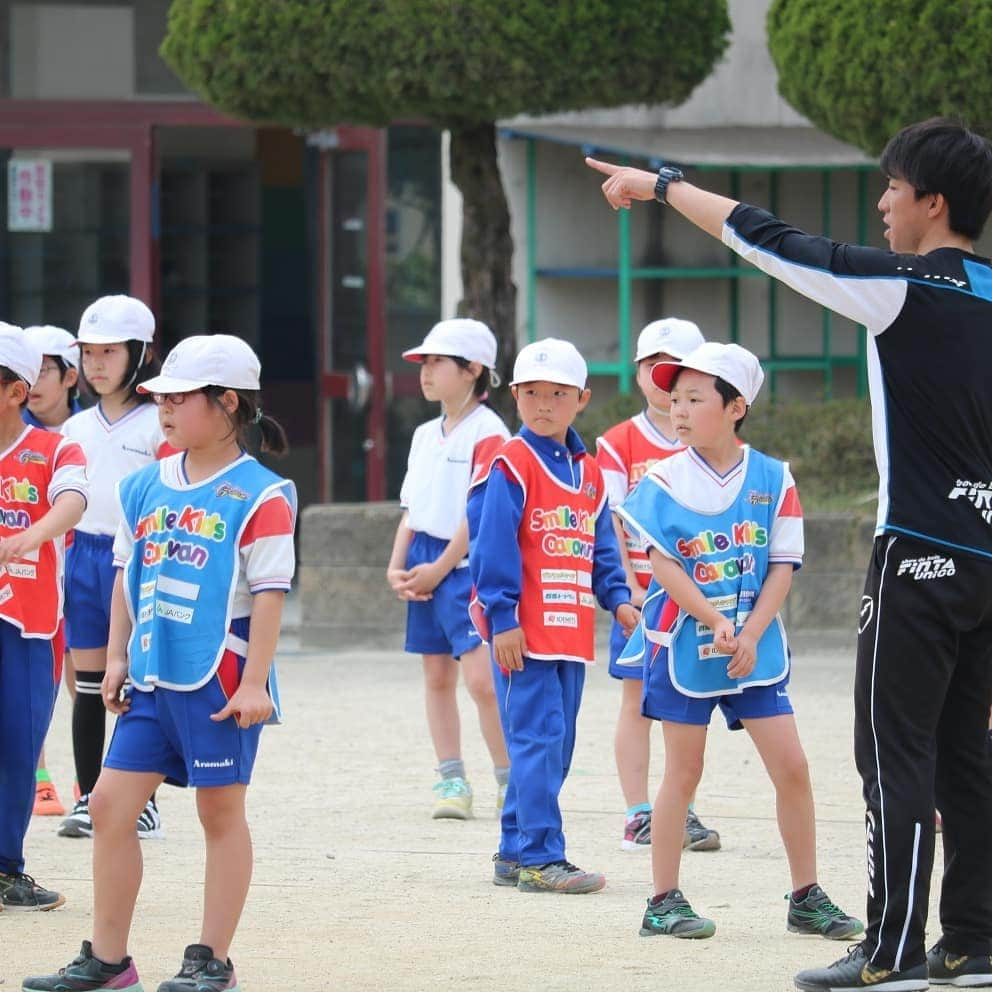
[[896, 555, 956, 581]]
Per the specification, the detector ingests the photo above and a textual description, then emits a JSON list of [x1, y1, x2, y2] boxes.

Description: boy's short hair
[[670, 367, 748, 433], [880, 117, 992, 241]]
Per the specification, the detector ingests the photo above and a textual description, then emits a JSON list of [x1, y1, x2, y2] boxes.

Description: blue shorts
[[404, 531, 482, 659], [104, 625, 263, 788], [642, 652, 794, 730], [609, 620, 643, 679], [64, 532, 116, 649]]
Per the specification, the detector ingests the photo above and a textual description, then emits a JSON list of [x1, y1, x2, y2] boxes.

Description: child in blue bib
[[25, 335, 296, 992], [616, 342, 861, 945]]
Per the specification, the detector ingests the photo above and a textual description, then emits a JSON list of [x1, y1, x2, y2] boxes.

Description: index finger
[[585, 157, 621, 176]]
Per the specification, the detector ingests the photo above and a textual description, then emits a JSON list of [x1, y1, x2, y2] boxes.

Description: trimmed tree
[[161, 0, 730, 386], [767, 0, 992, 155]]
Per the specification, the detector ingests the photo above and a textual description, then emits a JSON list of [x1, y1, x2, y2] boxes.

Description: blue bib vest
[[617, 449, 790, 698], [118, 455, 296, 719]]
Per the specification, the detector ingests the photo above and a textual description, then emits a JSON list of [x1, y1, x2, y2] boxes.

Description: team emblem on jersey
[[584, 482, 597, 500], [17, 450, 47, 465], [215, 482, 249, 501], [746, 490, 774, 505]]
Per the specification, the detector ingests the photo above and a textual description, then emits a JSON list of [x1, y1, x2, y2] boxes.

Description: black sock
[[72, 672, 107, 796]]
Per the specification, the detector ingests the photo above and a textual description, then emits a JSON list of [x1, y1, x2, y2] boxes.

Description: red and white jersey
[[400, 404, 509, 540], [492, 437, 605, 664], [596, 412, 683, 587], [112, 452, 296, 620], [63, 402, 171, 536], [646, 445, 804, 567], [0, 425, 88, 638]]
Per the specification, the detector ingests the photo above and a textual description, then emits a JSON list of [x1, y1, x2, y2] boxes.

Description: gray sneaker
[[517, 860, 605, 894], [683, 810, 721, 851], [640, 889, 716, 938], [492, 854, 520, 887], [0, 871, 65, 911], [927, 941, 992, 986]]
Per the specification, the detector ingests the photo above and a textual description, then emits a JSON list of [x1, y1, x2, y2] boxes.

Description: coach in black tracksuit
[[588, 118, 992, 992]]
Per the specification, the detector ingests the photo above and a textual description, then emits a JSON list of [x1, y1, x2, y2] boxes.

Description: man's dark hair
[[880, 117, 992, 241], [670, 368, 748, 433]]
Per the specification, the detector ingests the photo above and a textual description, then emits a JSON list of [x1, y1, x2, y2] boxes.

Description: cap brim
[[649, 360, 684, 392], [509, 372, 585, 389], [75, 332, 150, 345], [137, 374, 206, 394]]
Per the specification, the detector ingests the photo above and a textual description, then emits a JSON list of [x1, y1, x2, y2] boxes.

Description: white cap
[[138, 334, 261, 394], [402, 318, 498, 368], [23, 325, 79, 369], [76, 295, 155, 345], [651, 342, 764, 405], [0, 323, 43, 387], [510, 338, 587, 389], [635, 317, 704, 363]]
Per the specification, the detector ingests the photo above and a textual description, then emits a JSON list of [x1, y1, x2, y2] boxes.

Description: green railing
[[524, 137, 878, 398]]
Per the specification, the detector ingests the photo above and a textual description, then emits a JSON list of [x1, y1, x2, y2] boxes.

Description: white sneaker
[[58, 795, 93, 838], [431, 777, 473, 820], [136, 798, 164, 840]]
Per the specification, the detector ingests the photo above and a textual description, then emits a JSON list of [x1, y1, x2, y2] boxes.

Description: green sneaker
[[787, 884, 864, 940], [640, 889, 716, 938], [517, 860, 605, 894], [927, 941, 992, 986], [492, 854, 520, 887], [431, 777, 473, 820]]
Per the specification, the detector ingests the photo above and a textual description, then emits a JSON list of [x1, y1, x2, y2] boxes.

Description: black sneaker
[[787, 884, 864, 940], [22, 940, 144, 991], [156, 945, 238, 992], [794, 942, 928, 991], [928, 940, 992, 986], [0, 871, 65, 911], [639, 889, 715, 939]]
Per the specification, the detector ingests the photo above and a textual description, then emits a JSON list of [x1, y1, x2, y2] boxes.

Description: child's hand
[[102, 658, 131, 715], [711, 617, 737, 656], [0, 530, 38, 565], [493, 627, 527, 671], [727, 630, 758, 680], [399, 562, 445, 598], [630, 585, 647, 609], [386, 567, 432, 602], [211, 682, 274, 728], [615, 602, 640, 638]]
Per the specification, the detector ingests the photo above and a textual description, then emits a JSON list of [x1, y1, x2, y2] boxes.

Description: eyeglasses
[[151, 389, 203, 406]]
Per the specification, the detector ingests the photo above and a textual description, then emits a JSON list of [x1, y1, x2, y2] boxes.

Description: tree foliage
[[162, 1, 731, 130], [767, 0, 992, 155]]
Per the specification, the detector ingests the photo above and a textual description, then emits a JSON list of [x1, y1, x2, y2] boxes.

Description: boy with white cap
[[595, 317, 720, 854], [59, 295, 170, 841], [387, 318, 510, 819], [615, 342, 861, 941], [21, 324, 84, 817], [0, 324, 88, 911], [468, 337, 639, 893]]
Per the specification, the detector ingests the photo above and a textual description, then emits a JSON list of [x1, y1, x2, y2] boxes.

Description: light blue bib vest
[[617, 449, 791, 698], [118, 454, 296, 720]]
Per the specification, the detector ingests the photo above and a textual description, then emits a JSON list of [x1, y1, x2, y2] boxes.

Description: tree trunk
[[448, 122, 518, 418]]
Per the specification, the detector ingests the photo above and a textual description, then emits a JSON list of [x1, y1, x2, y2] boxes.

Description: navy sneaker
[[22, 940, 144, 991], [794, 942, 928, 991], [156, 945, 239, 992], [927, 940, 992, 986]]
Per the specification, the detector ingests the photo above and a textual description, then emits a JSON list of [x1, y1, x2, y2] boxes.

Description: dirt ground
[[2, 627, 944, 992]]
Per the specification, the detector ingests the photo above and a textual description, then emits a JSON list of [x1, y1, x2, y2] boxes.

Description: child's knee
[[463, 667, 496, 702], [773, 750, 811, 794], [88, 786, 132, 832], [196, 788, 246, 834], [665, 755, 704, 794], [422, 656, 457, 692]]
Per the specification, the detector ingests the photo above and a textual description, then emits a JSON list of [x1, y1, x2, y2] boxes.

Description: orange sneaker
[[33, 780, 66, 817]]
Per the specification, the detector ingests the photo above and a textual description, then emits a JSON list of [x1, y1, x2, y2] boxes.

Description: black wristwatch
[[654, 165, 684, 204]]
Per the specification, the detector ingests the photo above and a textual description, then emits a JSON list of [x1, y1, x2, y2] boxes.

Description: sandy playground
[[1, 623, 944, 992]]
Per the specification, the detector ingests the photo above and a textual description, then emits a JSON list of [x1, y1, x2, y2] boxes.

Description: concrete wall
[[298, 503, 874, 651]]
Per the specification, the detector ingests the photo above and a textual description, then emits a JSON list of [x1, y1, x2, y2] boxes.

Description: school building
[[1, 1, 978, 510]]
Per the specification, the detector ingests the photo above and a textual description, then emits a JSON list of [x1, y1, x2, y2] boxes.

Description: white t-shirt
[[62, 402, 169, 536], [400, 405, 509, 541], [112, 453, 296, 621]]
